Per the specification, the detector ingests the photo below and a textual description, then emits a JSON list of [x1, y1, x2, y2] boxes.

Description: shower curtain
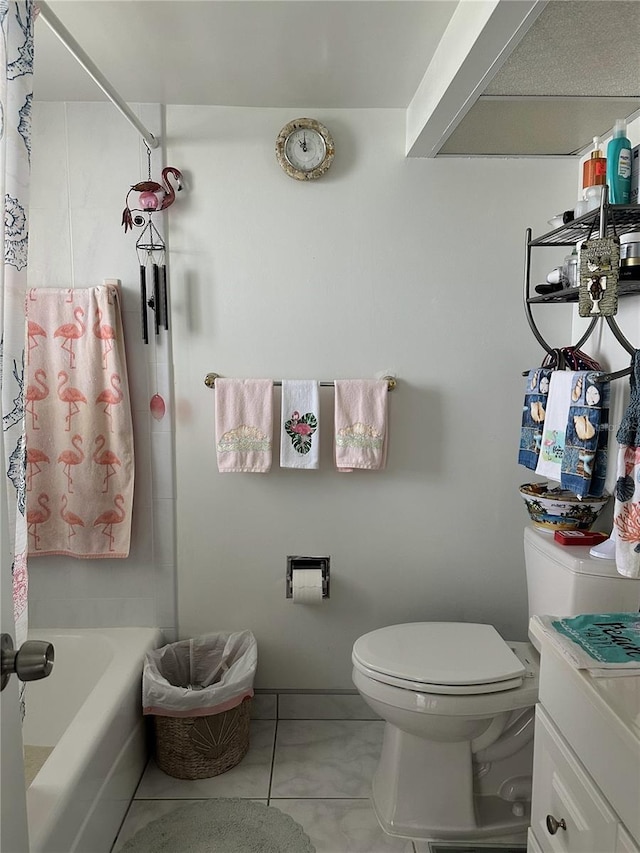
[[1, 0, 34, 650]]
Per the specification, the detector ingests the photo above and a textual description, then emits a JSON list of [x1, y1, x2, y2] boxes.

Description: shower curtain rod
[[36, 2, 159, 150]]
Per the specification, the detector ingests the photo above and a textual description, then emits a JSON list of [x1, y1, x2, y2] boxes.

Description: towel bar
[[204, 373, 397, 391]]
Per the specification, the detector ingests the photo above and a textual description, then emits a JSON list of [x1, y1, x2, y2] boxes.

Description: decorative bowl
[[519, 482, 609, 532]]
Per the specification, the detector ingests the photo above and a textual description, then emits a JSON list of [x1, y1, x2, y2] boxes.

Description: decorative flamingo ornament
[[121, 166, 183, 233], [121, 145, 183, 345]]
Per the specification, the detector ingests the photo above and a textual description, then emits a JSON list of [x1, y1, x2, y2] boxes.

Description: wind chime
[[121, 143, 183, 345]]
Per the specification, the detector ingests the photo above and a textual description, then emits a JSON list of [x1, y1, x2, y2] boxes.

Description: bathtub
[[23, 627, 163, 853]]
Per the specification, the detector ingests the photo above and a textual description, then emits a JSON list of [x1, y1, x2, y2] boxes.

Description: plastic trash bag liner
[[143, 630, 257, 717]]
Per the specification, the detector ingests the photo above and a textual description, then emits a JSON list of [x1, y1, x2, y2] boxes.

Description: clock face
[[276, 118, 334, 181], [284, 128, 326, 173]]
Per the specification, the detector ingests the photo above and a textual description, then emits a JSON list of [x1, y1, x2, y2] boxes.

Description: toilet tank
[[524, 526, 640, 644]]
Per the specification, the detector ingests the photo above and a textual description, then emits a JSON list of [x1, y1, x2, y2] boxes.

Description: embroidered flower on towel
[[336, 422, 384, 450], [284, 411, 317, 455], [217, 425, 270, 453]]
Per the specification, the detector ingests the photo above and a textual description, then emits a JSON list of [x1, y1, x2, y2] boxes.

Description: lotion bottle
[[582, 136, 606, 191], [606, 119, 632, 204]]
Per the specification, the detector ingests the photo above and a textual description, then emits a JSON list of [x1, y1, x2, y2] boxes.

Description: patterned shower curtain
[[1, 0, 34, 649]]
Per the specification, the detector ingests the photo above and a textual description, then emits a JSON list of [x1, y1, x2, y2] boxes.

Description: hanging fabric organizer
[[523, 193, 640, 382]]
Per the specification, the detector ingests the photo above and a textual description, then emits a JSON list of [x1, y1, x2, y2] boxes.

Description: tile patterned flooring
[[112, 693, 417, 853]]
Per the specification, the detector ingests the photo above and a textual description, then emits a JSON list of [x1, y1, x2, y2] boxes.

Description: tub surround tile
[[150, 431, 176, 500], [30, 102, 69, 204], [124, 337, 154, 413], [279, 693, 380, 720], [66, 102, 141, 210], [271, 719, 384, 799], [274, 799, 415, 853], [26, 207, 72, 288], [135, 720, 275, 800], [152, 499, 176, 565]]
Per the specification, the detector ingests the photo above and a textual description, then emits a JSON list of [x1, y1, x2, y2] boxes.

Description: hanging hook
[[144, 140, 153, 181]]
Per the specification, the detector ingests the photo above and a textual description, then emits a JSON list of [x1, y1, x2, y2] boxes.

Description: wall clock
[[276, 118, 335, 181]]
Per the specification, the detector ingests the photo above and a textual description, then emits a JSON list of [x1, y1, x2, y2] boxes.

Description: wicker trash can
[[143, 631, 257, 780], [153, 696, 252, 780]]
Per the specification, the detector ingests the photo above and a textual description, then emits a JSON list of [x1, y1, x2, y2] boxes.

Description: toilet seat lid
[[352, 623, 525, 693]]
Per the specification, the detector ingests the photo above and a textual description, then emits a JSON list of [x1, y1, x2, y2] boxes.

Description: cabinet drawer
[[531, 708, 618, 853]]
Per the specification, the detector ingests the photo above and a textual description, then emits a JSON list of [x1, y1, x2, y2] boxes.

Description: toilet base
[[371, 722, 531, 843]]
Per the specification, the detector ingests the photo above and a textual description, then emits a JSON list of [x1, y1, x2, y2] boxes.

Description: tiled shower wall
[[26, 102, 177, 639]]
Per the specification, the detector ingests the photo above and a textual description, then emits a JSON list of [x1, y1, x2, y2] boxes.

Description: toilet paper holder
[[286, 556, 330, 599]]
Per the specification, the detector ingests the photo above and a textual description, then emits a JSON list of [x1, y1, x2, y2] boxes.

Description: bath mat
[[429, 847, 525, 853], [119, 798, 315, 852]]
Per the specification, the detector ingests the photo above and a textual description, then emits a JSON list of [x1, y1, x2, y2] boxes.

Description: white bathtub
[[23, 627, 163, 853]]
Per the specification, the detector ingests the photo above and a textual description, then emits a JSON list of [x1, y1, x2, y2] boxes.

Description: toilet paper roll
[[292, 569, 324, 604]]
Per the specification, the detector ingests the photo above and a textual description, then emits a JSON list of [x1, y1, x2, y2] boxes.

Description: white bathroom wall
[[26, 102, 177, 637], [167, 106, 577, 688]]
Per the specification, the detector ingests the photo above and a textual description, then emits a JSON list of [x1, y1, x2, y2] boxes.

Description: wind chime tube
[[160, 265, 169, 331], [152, 263, 161, 335], [139, 264, 149, 344]]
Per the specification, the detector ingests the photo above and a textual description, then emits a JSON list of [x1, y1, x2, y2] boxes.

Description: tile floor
[[112, 693, 417, 853]]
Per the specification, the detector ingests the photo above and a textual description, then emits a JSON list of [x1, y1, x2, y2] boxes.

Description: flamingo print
[[54, 306, 85, 369], [26, 446, 50, 491], [93, 308, 116, 369], [93, 434, 121, 492], [57, 371, 87, 432], [57, 434, 84, 493], [27, 320, 47, 364], [96, 374, 123, 431], [25, 368, 49, 430], [27, 492, 50, 551], [60, 495, 85, 547], [543, 430, 558, 450], [93, 494, 126, 552]]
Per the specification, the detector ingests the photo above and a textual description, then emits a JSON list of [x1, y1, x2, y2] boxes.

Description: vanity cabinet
[[530, 708, 621, 852], [527, 619, 640, 853]]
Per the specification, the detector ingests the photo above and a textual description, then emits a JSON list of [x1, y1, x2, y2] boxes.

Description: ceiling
[[33, 0, 640, 157]]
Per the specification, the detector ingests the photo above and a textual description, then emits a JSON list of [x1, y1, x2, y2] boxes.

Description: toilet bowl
[[352, 528, 640, 844], [352, 621, 539, 843]]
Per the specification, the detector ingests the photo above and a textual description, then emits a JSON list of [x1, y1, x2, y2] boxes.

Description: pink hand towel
[[334, 380, 388, 472], [215, 379, 273, 473]]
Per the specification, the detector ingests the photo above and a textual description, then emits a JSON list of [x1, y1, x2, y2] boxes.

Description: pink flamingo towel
[[334, 380, 388, 472], [24, 285, 134, 558], [215, 379, 273, 473]]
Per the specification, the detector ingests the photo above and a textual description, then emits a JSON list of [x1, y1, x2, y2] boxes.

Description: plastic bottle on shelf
[[563, 247, 579, 288], [582, 136, 607, 192], [585, 184, 606, 212], [606, 119, 632, 205]]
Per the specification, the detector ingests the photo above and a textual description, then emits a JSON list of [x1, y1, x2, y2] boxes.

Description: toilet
[[352, 526, 640, 846]]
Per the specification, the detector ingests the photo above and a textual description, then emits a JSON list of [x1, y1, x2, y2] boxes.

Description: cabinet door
[[528, 827, 545, 853], [531, 708, 618, 853]]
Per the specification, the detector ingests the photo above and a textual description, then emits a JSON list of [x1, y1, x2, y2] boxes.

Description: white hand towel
[[535, 371, 574, 482], [280, 380, 320, 469]]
